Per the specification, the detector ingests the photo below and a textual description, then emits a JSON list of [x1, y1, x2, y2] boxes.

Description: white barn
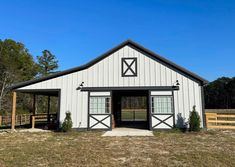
[[10, 40, 208, 130]]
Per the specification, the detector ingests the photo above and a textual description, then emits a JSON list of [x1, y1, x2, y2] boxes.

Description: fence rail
[[0, 113, 57, 128], [205, 109, 235, 114], [0, 114, 32, 127], [205, 112, 235, 129], [31, 113, 57, 128]]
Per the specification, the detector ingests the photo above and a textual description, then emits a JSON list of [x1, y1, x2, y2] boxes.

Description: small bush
[[189, 105, 200, 132], [61, 111, 73, 132]]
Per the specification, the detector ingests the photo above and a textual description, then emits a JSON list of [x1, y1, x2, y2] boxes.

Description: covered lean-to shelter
[[9, 40, 208, 130]]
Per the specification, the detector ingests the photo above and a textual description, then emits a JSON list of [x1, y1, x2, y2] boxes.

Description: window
[[152, 96, 173, 114], [89, 97, 111, 114], [122, 57, 137, 77]]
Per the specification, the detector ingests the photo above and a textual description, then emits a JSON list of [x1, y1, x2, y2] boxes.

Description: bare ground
[[0, 129, 234, 167]]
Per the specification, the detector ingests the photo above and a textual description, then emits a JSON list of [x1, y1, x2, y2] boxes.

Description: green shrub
[[61, 111, 73, 132], [189, 105, 201, 132]]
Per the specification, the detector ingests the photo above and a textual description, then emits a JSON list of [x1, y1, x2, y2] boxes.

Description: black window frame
[[89, 96, 111, 114], [151, 95, 173, 114], [121, 57, 137, 77]]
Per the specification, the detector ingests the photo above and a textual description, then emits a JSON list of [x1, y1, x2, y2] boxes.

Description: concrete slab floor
[[102, 128, 154, 137]]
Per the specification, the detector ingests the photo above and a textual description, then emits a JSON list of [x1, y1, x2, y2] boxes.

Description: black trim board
[[81, 86, 179, 91], [148, 90, 152, 130], [87, 91, 90, 131], [9, 40, 208, 90], [201, 86, 206, 128], [172, 90, 176, 127], [15, 89, 60, 96], [57, 90, 62, 129]]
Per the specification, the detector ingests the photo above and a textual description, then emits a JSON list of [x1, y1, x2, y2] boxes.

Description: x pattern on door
[[89, 114, 111, 130], [151, 114, 174, 129], [122, 58, 137, 77]]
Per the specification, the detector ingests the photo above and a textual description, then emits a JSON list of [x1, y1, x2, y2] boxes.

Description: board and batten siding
[[17, 45, 203, 128]]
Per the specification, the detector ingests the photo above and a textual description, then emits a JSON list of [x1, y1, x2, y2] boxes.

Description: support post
[[32, 94, 36, 128], [11, 91, 16, 130], [32, 115, 35, 129], [33, 94, 37, 115], [47, 96, 50, 123], [205, 114, 208, 128]]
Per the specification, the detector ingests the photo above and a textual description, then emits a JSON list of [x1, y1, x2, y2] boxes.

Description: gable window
[[121, 57, 137, 77]]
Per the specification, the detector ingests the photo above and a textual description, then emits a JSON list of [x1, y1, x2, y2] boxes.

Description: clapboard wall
[[17, 45, 203, 128]]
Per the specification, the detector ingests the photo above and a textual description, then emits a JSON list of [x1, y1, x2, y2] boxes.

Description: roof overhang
[[15, 89, 60, 96]]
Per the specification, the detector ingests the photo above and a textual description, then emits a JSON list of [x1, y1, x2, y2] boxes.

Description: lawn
[[0, 130, 235, 167]]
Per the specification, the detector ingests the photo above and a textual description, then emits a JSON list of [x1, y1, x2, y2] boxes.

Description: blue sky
[[1, 0, 235, 81]]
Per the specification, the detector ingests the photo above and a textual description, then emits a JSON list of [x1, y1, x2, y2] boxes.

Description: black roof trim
[[9, 40, 208, 90], [15, 89, 60, 96], [81, 86, 179, 91]]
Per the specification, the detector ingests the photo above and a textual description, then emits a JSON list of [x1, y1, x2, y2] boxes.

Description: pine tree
[[189, 106, 201, 132], [36, 50, 58, 76], [36, 50, 59, 114], [61, 111, 73, 132]]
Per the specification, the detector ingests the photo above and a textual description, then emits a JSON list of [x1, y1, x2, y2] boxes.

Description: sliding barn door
[[88, 92, 112, 130], [150, 91, 174, 129]]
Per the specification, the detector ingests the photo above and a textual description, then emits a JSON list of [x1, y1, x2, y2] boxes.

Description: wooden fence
[[0, 113, 57, 128], [205, 112, 235, 129], [205, 109, 235, 114], [31, 113, 57, 128], [0, 114, 32, 127]]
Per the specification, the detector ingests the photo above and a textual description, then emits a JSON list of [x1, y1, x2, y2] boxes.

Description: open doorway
[[112, 90, 149, 129]]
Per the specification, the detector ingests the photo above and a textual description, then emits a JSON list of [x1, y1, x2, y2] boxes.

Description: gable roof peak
[[9, 40, 208, 90]]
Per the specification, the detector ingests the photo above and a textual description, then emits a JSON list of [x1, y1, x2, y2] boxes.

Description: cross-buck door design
[[150, 95, 174, 129], [88, 93, 112, 130], [151, 114, 174, 129], [122, 58, 137, 77], [89, 114, 111, 130]]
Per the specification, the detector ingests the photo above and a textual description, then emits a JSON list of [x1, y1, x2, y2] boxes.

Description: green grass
[[0, 130, 235, 167]]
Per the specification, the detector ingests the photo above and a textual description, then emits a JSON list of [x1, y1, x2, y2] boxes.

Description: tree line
[[205, 77, 235, 109], [0, 39, 59, 115]]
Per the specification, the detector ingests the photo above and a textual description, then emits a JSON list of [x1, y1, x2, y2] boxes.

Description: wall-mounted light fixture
[[79, 82, 84, 89], [76, 82, 84, 90], [173, 80, 180, 87]]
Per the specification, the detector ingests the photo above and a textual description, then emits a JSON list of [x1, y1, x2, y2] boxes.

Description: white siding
[[17, 45, 203, 128], [151, 91, 172, 96], [90, 92, 111, 96]]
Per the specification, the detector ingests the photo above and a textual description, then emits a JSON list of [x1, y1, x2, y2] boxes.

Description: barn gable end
[[10, 40, 207, 130]]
